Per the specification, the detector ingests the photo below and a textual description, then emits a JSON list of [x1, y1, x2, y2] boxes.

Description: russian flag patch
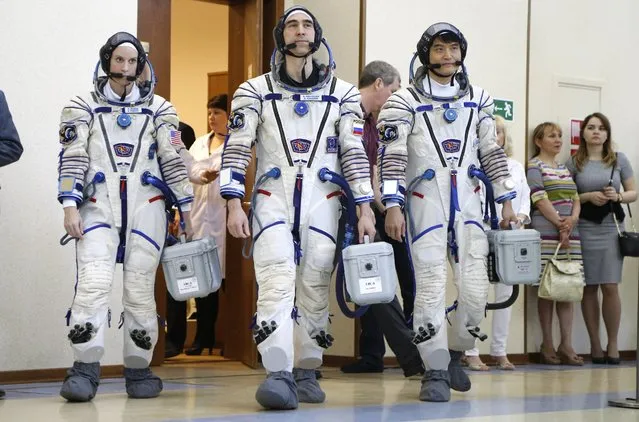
[[352, 119, 365, 136]]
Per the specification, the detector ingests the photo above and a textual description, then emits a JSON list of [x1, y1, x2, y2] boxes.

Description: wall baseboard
[[2, 350, 636, 384], [0, 365, 124, 385], [324, 350, 637, 368], [528, 350, 636, 364]]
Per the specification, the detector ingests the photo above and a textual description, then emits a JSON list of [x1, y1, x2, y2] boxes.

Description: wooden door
[[206, 71, 229, 131], [137, 0, 172, 367], [138, 0, 283, 369], [223, 0, 262, 369], [220, 0, 284, 369]]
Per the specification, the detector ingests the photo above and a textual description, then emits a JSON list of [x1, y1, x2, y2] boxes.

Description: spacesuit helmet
[[99, 32, 147, 78], [416, 22, 467, 68], [93, 32, 156, 104], [270, 7, 335, 92], [273, 6, 323, 58], [411, 22, 470, 99]]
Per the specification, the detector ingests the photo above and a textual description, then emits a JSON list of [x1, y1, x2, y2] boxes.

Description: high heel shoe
[[606, 346, 620, 365], [557, 349, 584, 366], [185, 345, 213, 356], [539, 346, 561, 365]]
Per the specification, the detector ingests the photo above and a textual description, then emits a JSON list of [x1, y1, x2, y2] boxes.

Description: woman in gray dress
[[565, 112, 637, 365]]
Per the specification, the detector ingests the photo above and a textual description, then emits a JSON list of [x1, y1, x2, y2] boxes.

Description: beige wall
[[0, 0, 137, 371], [526, 0, 639, 354], [171, 0, 229, 137]]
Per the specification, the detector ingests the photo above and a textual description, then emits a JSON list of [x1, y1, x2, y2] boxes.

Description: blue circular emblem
[[228, 112, 245, 131], [384, 126, 398, 141], [59, 125, 78, 144], [294, 101, 309, 117], [117, 113, 132, 128], [443, 108, 458, 123]]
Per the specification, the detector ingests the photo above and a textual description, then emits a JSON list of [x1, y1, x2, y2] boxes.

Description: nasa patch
[[441, 139, 461, 153], [326, 136, 339, 153], [379, 124, 398, 142], [59, 125, 78, 144], [113, 143, 134, 157], [290, 138, 311, 153], [228, 111, 245, 131]]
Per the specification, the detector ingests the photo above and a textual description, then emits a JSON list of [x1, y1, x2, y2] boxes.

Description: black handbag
[[614, 205, 639, 257], [610, 155, 639, 257], [582, 164, 625, 223]]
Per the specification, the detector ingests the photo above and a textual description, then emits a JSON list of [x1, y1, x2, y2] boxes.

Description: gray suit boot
[[293, 368, 326, 403], [448, 349, 471, 392], [419, 369, 451, 402], [123, 367, 163, 399], [60, 361, 101, 402], [255, 371, 299, 410]]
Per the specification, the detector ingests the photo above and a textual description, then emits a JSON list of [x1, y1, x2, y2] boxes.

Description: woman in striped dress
[[527, 122, 584, 366]]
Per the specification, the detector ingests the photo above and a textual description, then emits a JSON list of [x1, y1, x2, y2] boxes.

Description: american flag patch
[[170, 130, 183, 146], [352, 119, 365, 136]]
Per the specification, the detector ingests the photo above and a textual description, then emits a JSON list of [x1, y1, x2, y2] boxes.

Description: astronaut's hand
[[499, 217, 523, 230], [385, 206, 405, 242], [64, 206, 83, 240], [179, 211, 194, 241], [500, 200, 518, 227], [357, 203, 376, 243], [227, 198, 251, 238], [200, 169, 219, 184]]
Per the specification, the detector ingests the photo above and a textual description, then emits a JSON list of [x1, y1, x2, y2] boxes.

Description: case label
[[359, 276, 382, 294], [177, 276, 200, 294]]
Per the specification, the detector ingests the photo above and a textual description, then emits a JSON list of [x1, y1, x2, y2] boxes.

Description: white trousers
[[252, 185, 340, 373], [69, 198, 166, 368], [465, 283, 513, 357]]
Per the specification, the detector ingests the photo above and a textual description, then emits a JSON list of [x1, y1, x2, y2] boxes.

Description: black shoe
[[404, 365, 425, 378], [0, 389, 5, 399], [340, 359, 384, 373], [185, 344, 213, 356], [606, 356, 621, 365], [164, 342, 181, 359], [591, 356, 606, 364]]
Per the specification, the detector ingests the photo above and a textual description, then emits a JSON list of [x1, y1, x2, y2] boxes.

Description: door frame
[[138, 0, 284, 368]]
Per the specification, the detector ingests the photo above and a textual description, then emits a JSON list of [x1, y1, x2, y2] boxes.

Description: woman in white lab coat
[[185, 94, 229, 355]]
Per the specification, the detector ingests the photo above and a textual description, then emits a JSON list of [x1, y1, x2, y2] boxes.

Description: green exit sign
[[494, 99, 514, 121]]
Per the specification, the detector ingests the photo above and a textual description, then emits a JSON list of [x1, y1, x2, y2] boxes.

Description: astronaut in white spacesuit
[[377, 23, 518, 402], [220, 6, 376, 411], [57, 32, 194, 402]]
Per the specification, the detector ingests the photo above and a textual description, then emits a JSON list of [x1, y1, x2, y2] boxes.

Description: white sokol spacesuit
[[57, 33, 193, 401], [377, 23, 516, 400], [220, 6, 373, 410]]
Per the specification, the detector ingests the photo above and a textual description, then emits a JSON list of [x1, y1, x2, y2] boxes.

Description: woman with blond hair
[[464, 116, 529, 371], [566, 112, 636, 364], [527, 122, 583, 365]]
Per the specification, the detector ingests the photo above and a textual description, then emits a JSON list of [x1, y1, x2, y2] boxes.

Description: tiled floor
[[0, 361, 637, 421]]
